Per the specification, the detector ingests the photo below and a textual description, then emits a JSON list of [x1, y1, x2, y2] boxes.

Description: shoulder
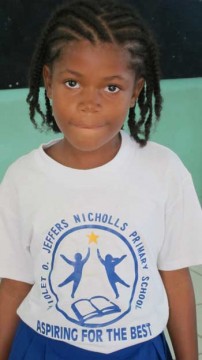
[[125, 131, 190, 181], [0, 142, 48, 191], [0, 138, 61, 193], [144, 140, 187, 168], [1, 149, 39, 185], [147, 140, 190, 182], [122, 132, 192, 198]]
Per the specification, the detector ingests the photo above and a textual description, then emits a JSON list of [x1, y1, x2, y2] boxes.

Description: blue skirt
[[9, 321, 173, 360]]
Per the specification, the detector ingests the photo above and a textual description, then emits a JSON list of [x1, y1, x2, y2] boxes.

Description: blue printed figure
[[58, 248, 90, 298], [97, 249, 130, 298]]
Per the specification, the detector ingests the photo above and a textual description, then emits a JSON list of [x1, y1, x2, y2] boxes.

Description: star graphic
[[87, 231, 99, 244]]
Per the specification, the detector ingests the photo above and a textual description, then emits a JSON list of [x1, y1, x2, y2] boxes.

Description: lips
[[71, 122, 105, 129]]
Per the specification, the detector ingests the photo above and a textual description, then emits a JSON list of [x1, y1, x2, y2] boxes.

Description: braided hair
[[27, 0, 163, 146]]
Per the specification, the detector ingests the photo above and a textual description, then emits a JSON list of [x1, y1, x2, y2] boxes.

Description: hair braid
[[27, 43, 47, 128], [27, 0, 163, 145], [44, 91, 60, 132], [67, 8, 112, 41]]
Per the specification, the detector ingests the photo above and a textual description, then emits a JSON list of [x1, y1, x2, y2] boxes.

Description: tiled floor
[[165, 265, 202, 359]]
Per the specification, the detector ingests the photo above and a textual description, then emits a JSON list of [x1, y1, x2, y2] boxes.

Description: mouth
[[70, 123, 105, 130]]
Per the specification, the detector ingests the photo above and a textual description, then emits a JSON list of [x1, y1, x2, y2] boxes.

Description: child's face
[[43, 40, 143, 158]]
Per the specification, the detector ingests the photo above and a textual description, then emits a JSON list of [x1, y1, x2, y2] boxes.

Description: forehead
[[52, 40, 134, 76]]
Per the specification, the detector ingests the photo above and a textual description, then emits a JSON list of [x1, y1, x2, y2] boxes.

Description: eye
[[105, 85, 120, 93], [65, 80, 80, 89]]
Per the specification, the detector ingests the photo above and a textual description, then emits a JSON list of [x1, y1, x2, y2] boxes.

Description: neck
[[45, 134, 121, 170]]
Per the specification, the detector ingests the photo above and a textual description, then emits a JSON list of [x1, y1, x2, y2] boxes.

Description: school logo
[[49, 225, 138, 328]]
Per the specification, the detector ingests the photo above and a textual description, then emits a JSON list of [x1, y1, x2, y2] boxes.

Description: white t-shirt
[[0, 130, 202, 353]]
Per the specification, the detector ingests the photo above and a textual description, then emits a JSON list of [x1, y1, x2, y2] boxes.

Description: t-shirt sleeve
[[0, 168, 34, 283], [158, 165, 202, 270]]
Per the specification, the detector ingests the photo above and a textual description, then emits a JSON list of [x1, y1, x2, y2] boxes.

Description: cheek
[[52, 96, 73, 118], [113, 97, 132, 117], [119, 90, 135, 107]]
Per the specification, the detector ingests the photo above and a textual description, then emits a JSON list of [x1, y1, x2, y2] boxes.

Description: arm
[[160, 268, 198, 360], [97, 249, 104, 264], [115, 254, 127, 264], [0, 278, 32, 360], [60, 254, 74, 265], [83, 247, 90, 263]]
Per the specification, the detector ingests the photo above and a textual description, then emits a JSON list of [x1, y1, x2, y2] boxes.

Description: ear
[[130, 78, 145, 108], [43, 65, 53, 99]]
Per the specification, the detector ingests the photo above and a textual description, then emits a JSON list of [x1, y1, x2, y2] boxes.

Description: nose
[[78, 88, 101, 113]]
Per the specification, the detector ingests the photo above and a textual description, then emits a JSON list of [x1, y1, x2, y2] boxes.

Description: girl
[[0, 0, 202, 359]]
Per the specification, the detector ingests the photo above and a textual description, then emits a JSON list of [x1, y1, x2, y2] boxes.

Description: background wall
[[0, 78, 202, 203]]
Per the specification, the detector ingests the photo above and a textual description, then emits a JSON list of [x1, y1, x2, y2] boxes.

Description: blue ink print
[[71, 295, 121, 325], [58, 248, 90, 298], [97, 249, 130, 298], [49, 225, 138, 327]]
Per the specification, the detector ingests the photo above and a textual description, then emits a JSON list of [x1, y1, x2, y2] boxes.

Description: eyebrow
[[103, 75, 126, 81], [60, 68, 127, 81], [60, 69, 82, 76]]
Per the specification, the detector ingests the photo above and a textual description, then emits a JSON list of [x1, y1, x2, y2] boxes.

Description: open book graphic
[[71, 296, 121, 324]]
